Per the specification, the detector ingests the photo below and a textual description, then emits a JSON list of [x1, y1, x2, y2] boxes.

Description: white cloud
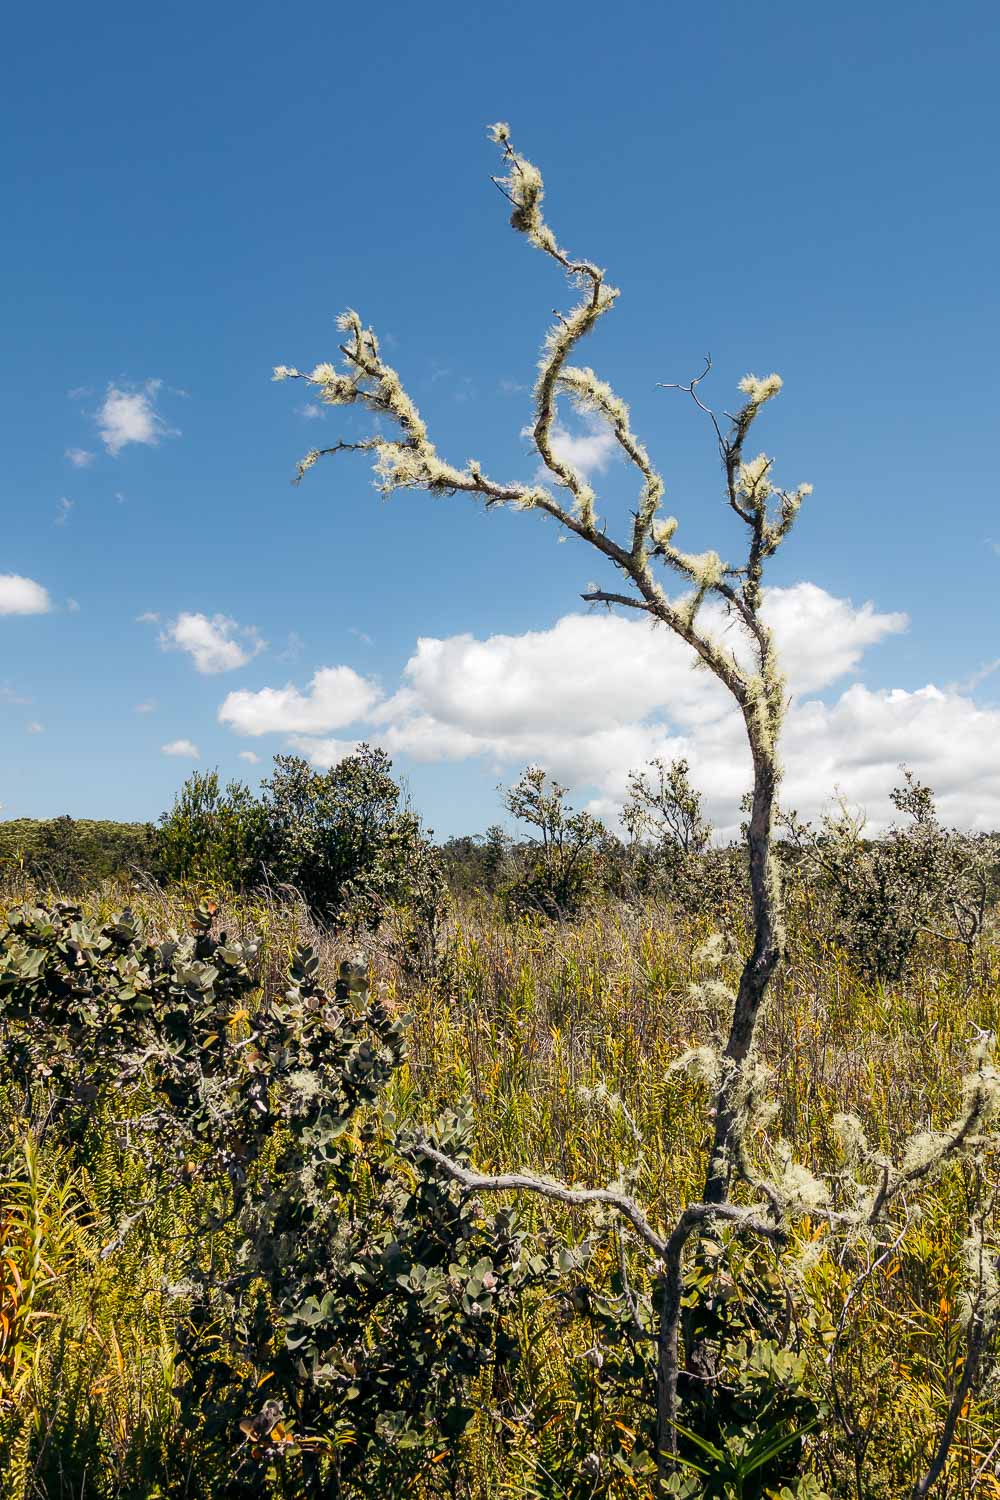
[[26, 721, 44, 735], [238, 750, 260, 764], [135, 700, 156, 714], [950, 657, 1000, 695], [54, 497, 73, 527], [287, 736, 360, 769], [162, 739, 199, 758], [97, 380, 177, 456], [525, 414, 618, 482], [549, 420, 618, 479], [209, 583, 1000, 832], [219, 665, 380, 737], [65, 447, 94, 468], [160, 612, 265, 675], [299, 403, 321, 420], [367, 584, 997, 834], [137, 611, 160, 624], [761, 583, 908, 694], [0, 575, 51, 616]]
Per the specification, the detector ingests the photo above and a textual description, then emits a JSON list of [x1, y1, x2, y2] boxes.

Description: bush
[[257, 747, 442, 931], [158, 769, 265, 889], [158, 748, 447, 940], [800, 770, 1000, 982], [0, 900, 558, 1494]]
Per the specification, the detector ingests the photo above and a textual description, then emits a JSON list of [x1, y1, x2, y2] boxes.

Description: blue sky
[[3, 0, 999, 837]]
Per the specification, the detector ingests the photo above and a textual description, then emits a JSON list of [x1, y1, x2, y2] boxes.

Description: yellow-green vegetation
[[0, 872, 997, 1499]]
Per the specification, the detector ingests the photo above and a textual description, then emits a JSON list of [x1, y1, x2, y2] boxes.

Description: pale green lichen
[[668, 1044, 721, 1087], [651, 516, 679, 547], [738, 371, 783, 405], [693, 932, 729, 968]]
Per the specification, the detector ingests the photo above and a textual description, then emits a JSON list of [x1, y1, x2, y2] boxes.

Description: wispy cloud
[[949, 657, 1000, 695], [277, 631, 304, 662], [298, 403, 322, 420], [54, 497, 74, 527], [65, 447, 95, 468], [26, 721, 44, 735], [162, 738, 199, 758], [98, 379, 178, 456], [0, 575, 51, 616], [135, 699, 157, 714]]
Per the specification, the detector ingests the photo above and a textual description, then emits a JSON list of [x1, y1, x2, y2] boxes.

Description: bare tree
[[276, 122, 823, 1478], [623, 755, 712, 857], [276, 122, 811, 1209]]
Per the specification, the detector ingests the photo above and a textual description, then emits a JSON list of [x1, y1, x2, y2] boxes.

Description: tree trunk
[[703, 730, 784, 1206], [675, 723, 786, 1419]]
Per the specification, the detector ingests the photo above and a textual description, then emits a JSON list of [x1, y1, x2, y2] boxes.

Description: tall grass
[[1, 877, 998, 1497]]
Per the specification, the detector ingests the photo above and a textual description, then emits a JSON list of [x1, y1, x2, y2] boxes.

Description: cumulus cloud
[[370, 586, 1000, 833], [160, 612, 265, 674], [0, 575, 51, 616], [213, 583, 1000, 832], [761, 584, 908, 694], [98, 380, 177, 456], [162, 739, 199, 758], [238, 750, 260, 764], [65, 447, 95, 468], [219, 666, 380, 737]]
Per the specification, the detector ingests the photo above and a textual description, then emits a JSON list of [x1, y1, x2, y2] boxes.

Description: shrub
[[0, 900, 559, 1494], [157, 769, 265, 889], [158, 748, 447, 940], [498, 766, 607, 920], [798, 770, 1000, 982], [259, 747, 446, 935]]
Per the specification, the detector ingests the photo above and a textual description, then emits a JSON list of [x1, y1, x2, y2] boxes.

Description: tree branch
[[412, 1140, 668, 1257]]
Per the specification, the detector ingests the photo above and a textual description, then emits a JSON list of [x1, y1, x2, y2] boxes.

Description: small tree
[[260, 746, 444, 934], [275, 123, 858, 1481], [277, 121, 808, 1205], [158, 769, 265, 889], [501, 764, 606, 918], [794, 768, 1000, 983], [623, 758, 711, 860]]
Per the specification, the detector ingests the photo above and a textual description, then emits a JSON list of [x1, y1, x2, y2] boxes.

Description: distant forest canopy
[[0, 814, 160, 887]]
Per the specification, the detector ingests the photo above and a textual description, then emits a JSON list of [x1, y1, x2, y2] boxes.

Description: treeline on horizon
[[4, 746, 1000, 991]]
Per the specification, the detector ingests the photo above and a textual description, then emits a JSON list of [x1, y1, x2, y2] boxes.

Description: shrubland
[[0, 752, 998, 1498]]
